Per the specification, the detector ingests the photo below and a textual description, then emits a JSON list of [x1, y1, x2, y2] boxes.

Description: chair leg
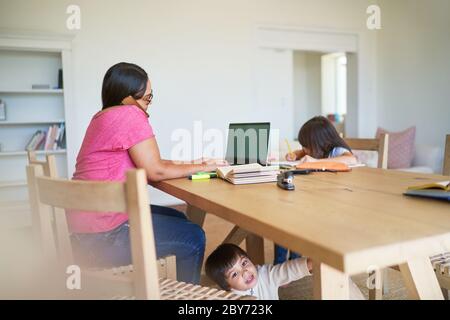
[[382, 269, 389, 295], [443, 288, 449, 300], [165, 255, 177, 281], [368, 269, 383, 300]]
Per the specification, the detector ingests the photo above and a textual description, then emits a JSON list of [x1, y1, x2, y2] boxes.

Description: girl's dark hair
[[205, 244, 250, 290], [298, 116, 352, 159], [101, 62, 148, 109]]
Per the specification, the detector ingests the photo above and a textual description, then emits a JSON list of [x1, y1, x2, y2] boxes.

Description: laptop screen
[[225, 122, 270, 165]]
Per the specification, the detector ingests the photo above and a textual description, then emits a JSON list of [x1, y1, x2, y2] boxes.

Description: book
[[53, 124, 61, 150], [269, 160, 365, 170], [50, 124, 58, 150], [44, 125, 53, 150], [407, 181, 450, 191], [296, 161, 351, 172], [34, 132, 46, 150], [268, 160, 301, 167], [25, 131, 41, 151], [216, 163, 280, 185], [404, 181, 450, 201], [56, 123, 65, 149]]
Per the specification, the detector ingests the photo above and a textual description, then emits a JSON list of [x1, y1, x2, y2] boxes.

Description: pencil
[[285, 139, 292, 154]]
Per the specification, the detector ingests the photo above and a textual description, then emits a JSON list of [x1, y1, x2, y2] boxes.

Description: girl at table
[[276, 116, 358, 265], [68, 62, 226, 284], [205, 244, 364, 300], [285, 116, 357, 165]]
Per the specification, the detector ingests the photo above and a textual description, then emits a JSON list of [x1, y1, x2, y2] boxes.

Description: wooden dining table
[[152, 167, 450, 300]]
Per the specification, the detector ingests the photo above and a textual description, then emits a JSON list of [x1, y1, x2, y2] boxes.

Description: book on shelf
[[47, 124, 58, 150], [24, 123, 66, 152], [25, 130, 42, 151], [216, 163, 280, 185], [34, 132, 46, 150], [404, 181, 450, 201], [56, 123, 65, 149], [43, 125, 52, 150]]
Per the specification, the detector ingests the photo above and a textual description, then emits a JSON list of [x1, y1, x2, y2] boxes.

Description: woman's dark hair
[[101, 62, 148, 109], [298, 116, 352, 159], [205, 244, 250, 290]]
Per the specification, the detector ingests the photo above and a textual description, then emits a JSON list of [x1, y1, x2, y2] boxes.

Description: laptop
[[225, 122, 271, 166]]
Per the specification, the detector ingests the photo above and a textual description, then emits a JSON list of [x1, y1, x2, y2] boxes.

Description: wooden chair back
[[443, 135, 450, 176], [26, 166, 160, 299], [345, 133, 389, 169], [27, 151, 74, 267], [27, 151, 58, 177]]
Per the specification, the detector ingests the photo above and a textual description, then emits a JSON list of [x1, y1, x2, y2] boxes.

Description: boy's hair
[[205, 243, 250, 290], [298, 116, 352, 159]]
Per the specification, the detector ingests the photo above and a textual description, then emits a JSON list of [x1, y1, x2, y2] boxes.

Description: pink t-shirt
[[67, 105, 154, 234]]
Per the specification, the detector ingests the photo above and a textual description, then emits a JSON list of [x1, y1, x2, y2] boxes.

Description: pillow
[[376, 126, 416, 169]]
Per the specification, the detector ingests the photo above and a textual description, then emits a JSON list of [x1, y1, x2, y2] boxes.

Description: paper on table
[[268, 160, 301, 167], [348, 163, 366, 168]]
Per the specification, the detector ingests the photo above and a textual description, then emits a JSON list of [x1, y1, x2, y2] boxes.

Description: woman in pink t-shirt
[[69, 62, 225, 284]]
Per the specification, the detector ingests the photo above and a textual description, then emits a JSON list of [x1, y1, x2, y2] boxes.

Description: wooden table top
[[152, 167, 450, 275]]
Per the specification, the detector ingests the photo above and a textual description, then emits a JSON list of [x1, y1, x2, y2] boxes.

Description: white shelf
[[0, 180, 27, 188], [0, 149, 67, 157], [0, 120, 65, 125], [0, 38, 71, 198], [0, 89, 63, 94]]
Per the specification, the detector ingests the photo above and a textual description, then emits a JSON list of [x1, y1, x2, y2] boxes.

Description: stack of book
[[25, 123, 65, 151], [216, 163, 280, 185]]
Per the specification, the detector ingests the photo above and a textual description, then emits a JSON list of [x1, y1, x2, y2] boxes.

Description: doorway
[[293, 51, 348, 137], [256, 26, 362, 140]]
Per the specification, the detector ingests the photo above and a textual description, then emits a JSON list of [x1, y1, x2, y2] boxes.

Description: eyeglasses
[[142, 89, 153, 104]]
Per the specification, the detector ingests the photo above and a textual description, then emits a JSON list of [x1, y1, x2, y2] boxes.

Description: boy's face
[[225, 255, 258, 291]]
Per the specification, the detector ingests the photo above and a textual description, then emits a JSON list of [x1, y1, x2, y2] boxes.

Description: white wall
[[377, 0, 450, 150], [0, 0, 378, 205], [293, 51, 322, 138]]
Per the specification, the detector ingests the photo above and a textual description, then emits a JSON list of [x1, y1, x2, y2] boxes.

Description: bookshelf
[[0, 33, 74, 227], [0, 89, 64, 94]]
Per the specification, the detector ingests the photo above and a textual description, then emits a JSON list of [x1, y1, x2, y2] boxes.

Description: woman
[[69, 62, 225, 284]]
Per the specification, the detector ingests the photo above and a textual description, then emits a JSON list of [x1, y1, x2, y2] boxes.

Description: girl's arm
[[129, 137, 226, 182]]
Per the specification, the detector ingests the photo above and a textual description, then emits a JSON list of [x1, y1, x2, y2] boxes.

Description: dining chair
[[431, 135, 450, 299], [28, 151, 177, 280], [26, 165, 249, 299], [443, 135, 450, 176], [344, 133, 389, 169]]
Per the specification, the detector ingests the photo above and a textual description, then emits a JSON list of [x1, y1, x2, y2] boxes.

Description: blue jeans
[[273, 244, 301, 265], [71, 205, 206, 284]]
